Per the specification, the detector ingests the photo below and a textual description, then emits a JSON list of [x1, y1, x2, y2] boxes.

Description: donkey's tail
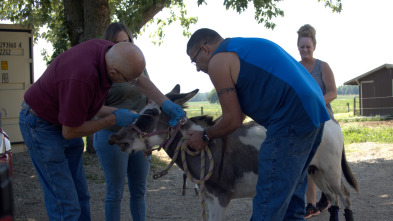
[[341, 146, 360, 193]]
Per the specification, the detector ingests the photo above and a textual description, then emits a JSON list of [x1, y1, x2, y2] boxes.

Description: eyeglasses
[[191, 41, 207, 66], [118, 71, 138, 87]]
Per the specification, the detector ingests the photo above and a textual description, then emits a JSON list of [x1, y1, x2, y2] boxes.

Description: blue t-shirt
[[212, 38, 329, 136]]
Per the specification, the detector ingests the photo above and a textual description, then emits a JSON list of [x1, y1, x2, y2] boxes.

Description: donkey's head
[[108, 84, 199, 154]]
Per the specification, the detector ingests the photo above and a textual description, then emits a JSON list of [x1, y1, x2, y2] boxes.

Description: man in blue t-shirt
[[186, 28, 330, 220]]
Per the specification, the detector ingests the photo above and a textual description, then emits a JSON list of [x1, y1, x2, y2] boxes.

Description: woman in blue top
[[186, 28, 330, 220], [93, 23, 151, 221], [297, 24, 338, 219]]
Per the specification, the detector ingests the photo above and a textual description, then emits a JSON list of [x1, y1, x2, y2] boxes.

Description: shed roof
[[344, 63, 393, 85]]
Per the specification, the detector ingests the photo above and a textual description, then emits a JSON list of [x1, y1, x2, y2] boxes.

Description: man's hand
[[113, 109, 140, 127], [187, 130, 208, 151], [161, 100, 185, 126]]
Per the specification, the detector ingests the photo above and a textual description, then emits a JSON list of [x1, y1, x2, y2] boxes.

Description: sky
[[33, 0, 393, 93]]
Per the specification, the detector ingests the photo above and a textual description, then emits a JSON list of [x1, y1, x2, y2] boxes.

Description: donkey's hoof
[[328, 206, 339, 221], [344, 209, 354, 221]]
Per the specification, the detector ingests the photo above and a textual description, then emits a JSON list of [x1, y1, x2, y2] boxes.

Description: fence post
[[201, 107, 203, 115], [346, 103, 349, 113], [353, 97, 356, 116]]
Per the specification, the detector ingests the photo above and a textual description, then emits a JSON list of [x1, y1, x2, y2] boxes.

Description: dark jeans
[[251, 123, 324, 221]]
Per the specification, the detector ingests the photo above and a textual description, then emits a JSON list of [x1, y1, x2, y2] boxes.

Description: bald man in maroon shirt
[[19, 40, 184, 220]]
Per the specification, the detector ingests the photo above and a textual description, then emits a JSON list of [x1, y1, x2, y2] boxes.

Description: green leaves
[[0, 0, 342, 61]]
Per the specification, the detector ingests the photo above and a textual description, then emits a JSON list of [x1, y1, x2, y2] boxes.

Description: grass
[[331, 95, 359, 114], [342, 125, 393, 145], [185, 101, 222, 119]]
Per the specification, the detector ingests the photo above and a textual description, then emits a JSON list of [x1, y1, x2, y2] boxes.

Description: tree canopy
[[1, 0, 342, 63]]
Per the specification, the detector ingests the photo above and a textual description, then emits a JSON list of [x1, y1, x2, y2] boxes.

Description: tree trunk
[[80, 0, 110, 43], [63, 0, 84, 46], [64, 0, 110, 46]]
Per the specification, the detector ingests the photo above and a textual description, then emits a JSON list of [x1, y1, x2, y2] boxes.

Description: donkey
[[108, 85, 359, 221]]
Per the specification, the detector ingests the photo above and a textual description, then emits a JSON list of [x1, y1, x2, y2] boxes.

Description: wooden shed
[[344, 64, 393, 116]]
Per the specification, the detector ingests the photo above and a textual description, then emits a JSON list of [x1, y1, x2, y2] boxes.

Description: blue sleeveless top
[[212, 38, 330, 136]]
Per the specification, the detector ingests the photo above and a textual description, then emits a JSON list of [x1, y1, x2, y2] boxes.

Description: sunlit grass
[[341, 125, 393, 145]]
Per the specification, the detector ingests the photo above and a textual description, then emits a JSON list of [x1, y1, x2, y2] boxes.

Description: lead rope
[[152, 135, 214, 221], [180, 136, 214, 221], [151, 136, 183, 179]]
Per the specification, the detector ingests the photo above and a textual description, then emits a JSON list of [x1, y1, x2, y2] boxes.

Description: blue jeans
[[251, 123, 324, 221], [93, 129, 150, 221], [19, 102, 91, 221]]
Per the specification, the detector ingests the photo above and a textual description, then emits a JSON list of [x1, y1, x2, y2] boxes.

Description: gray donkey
[[109, 85, 359, 221]]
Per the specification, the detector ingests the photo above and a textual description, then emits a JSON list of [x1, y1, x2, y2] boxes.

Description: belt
[[22, 101, 38, 117]]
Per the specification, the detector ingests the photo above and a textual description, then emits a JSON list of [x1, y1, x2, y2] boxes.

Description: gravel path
[[11, 142, 393, 221]]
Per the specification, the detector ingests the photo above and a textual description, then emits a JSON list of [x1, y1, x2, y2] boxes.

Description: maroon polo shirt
[[24, 39, 114, 127]]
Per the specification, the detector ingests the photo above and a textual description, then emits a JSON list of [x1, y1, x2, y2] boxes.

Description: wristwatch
[[202, 129, 210, 143]]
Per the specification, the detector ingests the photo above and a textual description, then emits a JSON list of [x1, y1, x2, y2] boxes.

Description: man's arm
[[63, 104, 141, 139], [135, 75, 168, 105], [62, 114, 116, 139], [136, 75, 185, 126], [95, 105, 117, 118], [187, 52, 243, 150]]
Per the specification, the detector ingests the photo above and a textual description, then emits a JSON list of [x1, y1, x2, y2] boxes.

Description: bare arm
[[62, 114, 116, 139], [95, 105, 117, 118], [187, 53, 243, 150], [321, 61, 337, 104], [62, 103, 139, 140], [135, 75, 168, 105]]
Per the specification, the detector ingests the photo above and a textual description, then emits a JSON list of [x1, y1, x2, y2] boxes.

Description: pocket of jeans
[[289, 127, 312, 157]]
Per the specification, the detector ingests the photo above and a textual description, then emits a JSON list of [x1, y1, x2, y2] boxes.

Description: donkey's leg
[[308, 166, 339, 207], [314, 166, 355, 221], [206, 192, 227, 221], [338, 180, 355, 221], [194, 183, 200, 196], [328, 205, 340, 221], [344, 208, 354, 221], [182, 173, 187, 196]]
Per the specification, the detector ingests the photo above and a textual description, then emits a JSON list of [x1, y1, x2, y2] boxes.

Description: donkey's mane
[[189, 115, 215, 127]]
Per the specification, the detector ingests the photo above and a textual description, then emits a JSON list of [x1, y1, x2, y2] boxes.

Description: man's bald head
[[106, 42, 146, 81]]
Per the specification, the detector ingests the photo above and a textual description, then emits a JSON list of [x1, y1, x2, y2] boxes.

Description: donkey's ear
[[170, 84, 180, 94], [171, 89, 199, 105]]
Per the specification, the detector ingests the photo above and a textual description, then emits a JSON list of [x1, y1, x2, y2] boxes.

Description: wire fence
[[186, 96, 393, 122], [333, 96, 393, 121]]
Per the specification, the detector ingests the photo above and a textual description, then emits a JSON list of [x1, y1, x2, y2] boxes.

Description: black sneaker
[[305, 203, 320, 219], [316, 193, 329, 212]]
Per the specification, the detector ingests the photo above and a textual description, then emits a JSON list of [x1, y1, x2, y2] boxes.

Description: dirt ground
[[10, 121, 393, 221]]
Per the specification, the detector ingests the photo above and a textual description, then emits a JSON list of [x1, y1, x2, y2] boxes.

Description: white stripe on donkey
[[108, 85, 359, 221]]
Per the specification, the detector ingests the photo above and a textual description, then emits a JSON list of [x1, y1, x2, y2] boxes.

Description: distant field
[[185, 95, 359, 118], [185, 101, 222, 119], [331, 95, 359, 114]]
